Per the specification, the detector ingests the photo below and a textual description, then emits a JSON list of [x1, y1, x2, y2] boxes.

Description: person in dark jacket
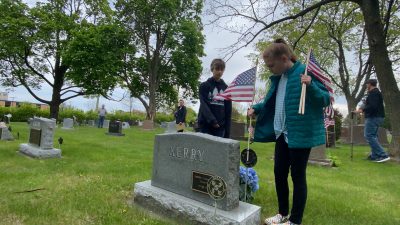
[[198, 58, 232, 138], [174, 99, 187, 132], [354, 79, 390, 162]]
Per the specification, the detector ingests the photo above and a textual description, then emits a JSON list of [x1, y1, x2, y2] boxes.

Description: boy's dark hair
[[210, 58, 225, 71], [366, 79, 378, 86]]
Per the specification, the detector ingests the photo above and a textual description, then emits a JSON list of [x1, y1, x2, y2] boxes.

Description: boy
[[198, 59, 232, 138]]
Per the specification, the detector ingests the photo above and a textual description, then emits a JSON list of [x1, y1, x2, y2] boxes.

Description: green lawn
[[0, 123, 399, 225]]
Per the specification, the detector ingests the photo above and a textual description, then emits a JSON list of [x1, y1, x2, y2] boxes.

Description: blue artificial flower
[[239, 166, 259, 192]]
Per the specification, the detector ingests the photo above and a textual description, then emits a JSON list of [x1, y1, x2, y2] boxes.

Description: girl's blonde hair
[[263, 38, 297, 63]]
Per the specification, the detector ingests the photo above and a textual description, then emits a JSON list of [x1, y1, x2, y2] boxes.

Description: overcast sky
[[3, 0, 348, 116]]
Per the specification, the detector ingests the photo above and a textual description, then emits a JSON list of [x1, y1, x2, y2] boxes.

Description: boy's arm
[[224, 100, 232, 138], [199, 83, 218, 125]]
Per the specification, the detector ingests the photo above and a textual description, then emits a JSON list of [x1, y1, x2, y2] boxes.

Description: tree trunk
[[49, 101, 61, 120], [148, 80, 157, 121], [360, 0, 400, 160], [345, 96, 358, 117]]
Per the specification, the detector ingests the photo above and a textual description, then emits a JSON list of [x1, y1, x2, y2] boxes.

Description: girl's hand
[[301, 74, 312, 86]]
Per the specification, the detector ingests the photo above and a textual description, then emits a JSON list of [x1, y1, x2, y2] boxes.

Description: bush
[[0, 103, 49, 122], [107, 111, 146, 122], [0, 105, 189, 124]]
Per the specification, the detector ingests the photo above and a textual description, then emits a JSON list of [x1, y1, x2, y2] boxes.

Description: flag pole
[[245, 57, 259, 203], [299, 48, 312, 115], [247, 58, 259, 160]]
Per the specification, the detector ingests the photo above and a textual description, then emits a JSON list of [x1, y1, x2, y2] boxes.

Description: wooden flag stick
[[299, 48, 312, 115]]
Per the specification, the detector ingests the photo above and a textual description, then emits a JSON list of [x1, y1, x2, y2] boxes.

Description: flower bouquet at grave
[[239, 166, 259, 203]]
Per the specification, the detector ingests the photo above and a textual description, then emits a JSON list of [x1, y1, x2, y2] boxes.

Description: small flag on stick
[[213, 67, 257, 102], [299, 49, 335, 118]]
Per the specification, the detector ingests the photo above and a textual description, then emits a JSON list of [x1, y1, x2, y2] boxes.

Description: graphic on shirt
[[208, 87, 225, 106]]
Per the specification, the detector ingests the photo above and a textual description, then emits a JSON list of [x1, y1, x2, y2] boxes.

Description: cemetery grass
[[0, 123, 398, 225]]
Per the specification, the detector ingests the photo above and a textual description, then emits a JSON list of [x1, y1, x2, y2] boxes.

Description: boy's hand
[[213, 123, 220, 128], [301, 74, 312, 86]]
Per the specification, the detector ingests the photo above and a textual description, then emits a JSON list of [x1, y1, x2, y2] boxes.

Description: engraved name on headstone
[[152, 133, 240, 210]]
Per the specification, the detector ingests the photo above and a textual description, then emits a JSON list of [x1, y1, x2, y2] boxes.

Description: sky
[[2, 0, 349, 116]]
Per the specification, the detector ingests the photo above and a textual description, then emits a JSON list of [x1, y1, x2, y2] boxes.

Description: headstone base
[[19, 143, 61, 159], [308, 159, 332, 167], [61, 127, 74, 130], [134, 181, 261, 225], [106, 133, 125, 136]]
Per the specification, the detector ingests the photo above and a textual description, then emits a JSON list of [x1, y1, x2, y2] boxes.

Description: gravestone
[[308, 145, 332, 167], [164, 121, 176, 133], [160, 122, 167, 129], [19, 117, 61, 158], [4, 114, 11, 124], [142, 120, 154, 130], [122, 122, 130, 129], [134, 133, 261, 224], [103, 119, 110, 129], [62, 118, 74, 129], [138, 120, 143, 126], [326, 131, 336, 148], [230, 121, 246, 140], [88, 120, 95, 127], [0, 122, 14, 141], [106, 120, 124, 136], [340, 125, 389, 146]]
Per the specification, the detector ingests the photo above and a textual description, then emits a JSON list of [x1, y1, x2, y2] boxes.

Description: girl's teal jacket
[[252, 61, 331, 148]]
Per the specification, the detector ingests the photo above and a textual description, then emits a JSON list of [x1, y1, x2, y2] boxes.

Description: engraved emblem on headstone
[[207, 176, 227, 201], [207, 175, 227, 216]]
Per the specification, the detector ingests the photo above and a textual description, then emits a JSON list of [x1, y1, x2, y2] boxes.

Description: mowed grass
[[0, 122, 399, 225]]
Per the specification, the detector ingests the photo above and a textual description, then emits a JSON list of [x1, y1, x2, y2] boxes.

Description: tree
[[207, 0, 400, 159], [0, 0, 127, 119], [115, 0, 205, 120]]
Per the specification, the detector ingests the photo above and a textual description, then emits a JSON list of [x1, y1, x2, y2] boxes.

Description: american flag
[[308, 50, 335, 118], [324, 117, 335, 129], [213, 67, 256, 102]]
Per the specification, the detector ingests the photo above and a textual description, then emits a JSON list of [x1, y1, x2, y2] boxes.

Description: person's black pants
[[274, 134, 311, 224], [200, 124, 225, 138]]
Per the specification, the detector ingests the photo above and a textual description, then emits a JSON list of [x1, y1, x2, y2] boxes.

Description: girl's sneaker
[[264, 214, 289, 225], [275, 221, 300, 225]]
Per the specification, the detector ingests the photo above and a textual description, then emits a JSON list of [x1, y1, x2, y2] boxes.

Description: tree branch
[[22, 49, 54, 87], [293, 6, 321, 50], [61, 93, 84, 103]]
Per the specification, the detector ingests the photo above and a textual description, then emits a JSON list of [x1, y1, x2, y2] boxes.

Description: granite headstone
[[142, 120, 154, 130], [62, 118, 74, 129], [106, 120, 124, 136], [88, 120, 95, 127], [0, 123, 14, 141], [340, 125, 389, 146], [308, 144, 332, 167], [134, 133, 261, 224], [230, 121, 246, 140], [103, 119, 110, 129], [19, 117, 61, 158], [151, 133, 240, 210], [164, 121, 176, 133], [122, 122, 130, 129]]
